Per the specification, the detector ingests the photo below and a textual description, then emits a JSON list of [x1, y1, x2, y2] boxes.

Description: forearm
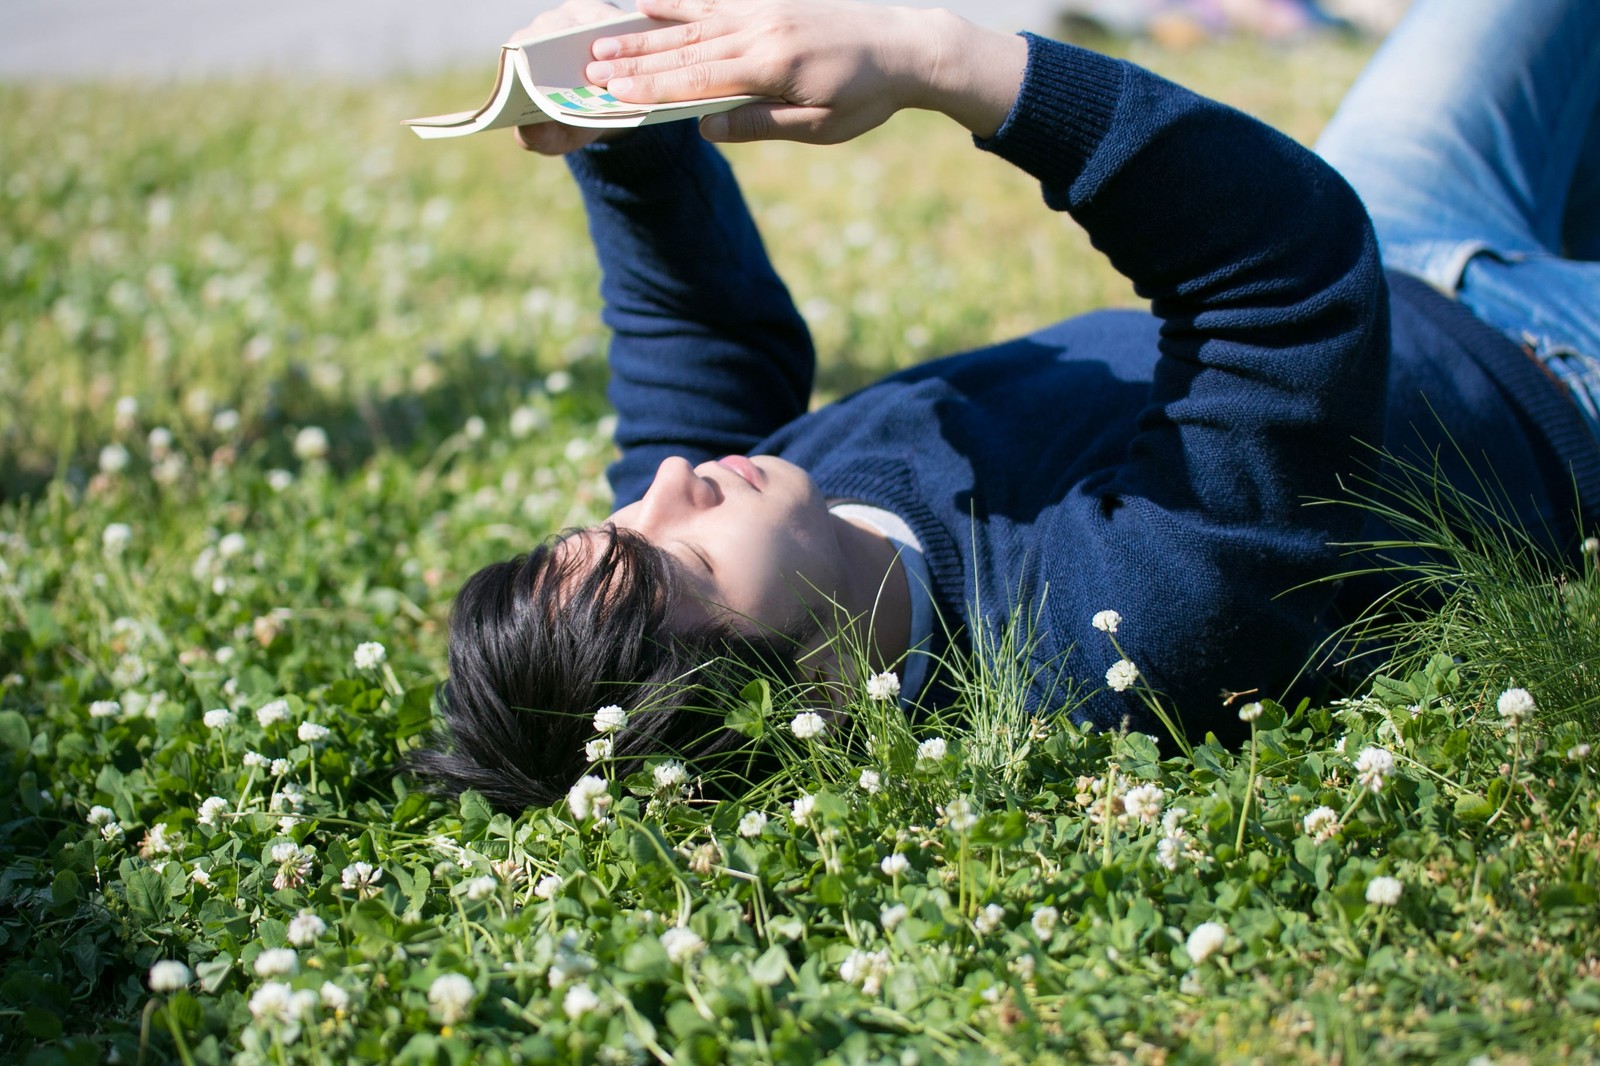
[[566, 124, 814, 503]]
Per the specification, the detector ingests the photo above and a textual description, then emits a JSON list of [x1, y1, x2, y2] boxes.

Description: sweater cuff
[[974, 32, 1125, 193], [563, 120, 703, 189]]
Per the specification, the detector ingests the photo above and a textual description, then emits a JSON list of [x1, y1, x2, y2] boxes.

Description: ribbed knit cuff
[[974, 32, 1125, 193]]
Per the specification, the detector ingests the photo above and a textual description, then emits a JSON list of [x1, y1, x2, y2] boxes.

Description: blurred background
[[4, 0, 1410, 80]]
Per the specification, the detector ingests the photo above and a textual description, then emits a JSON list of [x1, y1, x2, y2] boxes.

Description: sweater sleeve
[[977, 36, 1389, 740], [565, 123, 815, 507]]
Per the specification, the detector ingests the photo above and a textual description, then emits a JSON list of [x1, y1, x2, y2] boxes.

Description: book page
[[406, 12, 756, 137]]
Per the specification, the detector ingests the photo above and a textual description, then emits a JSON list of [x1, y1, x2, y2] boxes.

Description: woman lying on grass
[[416, 0, 1600, 813]]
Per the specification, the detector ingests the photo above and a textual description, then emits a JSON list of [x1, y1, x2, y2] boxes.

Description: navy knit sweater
[[565, 34, 1600, 745]]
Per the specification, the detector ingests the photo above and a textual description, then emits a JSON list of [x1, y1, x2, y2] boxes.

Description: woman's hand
[[583, 0, 1027, 143], [509, 0, 634, 155]]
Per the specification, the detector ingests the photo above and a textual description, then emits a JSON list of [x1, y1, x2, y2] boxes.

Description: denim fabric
[[1315, 0, 1600, 441]]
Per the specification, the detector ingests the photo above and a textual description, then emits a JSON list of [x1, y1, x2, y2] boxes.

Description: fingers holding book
[[583, 0, 1026, 143], [510, 0, 633, 155]]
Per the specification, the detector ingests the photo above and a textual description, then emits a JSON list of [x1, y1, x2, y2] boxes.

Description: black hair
[[409, 525, 801, 814]]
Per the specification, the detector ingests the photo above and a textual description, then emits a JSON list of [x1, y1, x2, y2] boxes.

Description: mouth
[[716, 455, 763, 489]]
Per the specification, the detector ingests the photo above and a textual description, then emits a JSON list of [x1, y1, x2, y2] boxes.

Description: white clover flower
[[203, 708, 234, 730], [341, 862, 382, 899], [563, 983, 601, 1020], [942, 796, 978, 832], [652, 761, 687, 791], [111, 654, 145, 688], [1030, 906, 1060, 942], [880, 853, 910, 878], [1365, 876, 1403, 907], [140, 823, 178, 858], [880, 903, 909, 931], [1123, 784, 1164, 825], [243, 750, 269, 768], [567, 775, 610, 822], [87, 805, 116, 827], [858, 769, 882, 795], [1353, 746, 1396, 793], [217, 532, 247, 559], [916, 737, 948, 763], [1186, 921, 1227, 965], [88, 699, 121, 719], [1238, 701, 1263, 723], [1569, 743, 1592, 762], [197, 796, 228, 827], [249, 981, 294, 1023], [584, 737, 612, 762], [789, 711, 827, 740], [427, 973, 476, 1025], [1105, 658, 1140, 692], [297, 721, 329, 743], [509, 405, 544, 439], [256, 699, 289, 728], [1497, 687, 1535, 725], [293, 426, 329, 461], [737, 811, 768, 838], [266, 469, 294, 493], [102, 523, 132, 556], [659, 927, 706, 965], [790, 793, 817, 828], [1156, 835, 1183, 872], [975, 903, 1007, 935], [190, 866, 212, 887], [147, 426, 173, 458], [148, 960, 193, 993], [287, 911, 327, 947], [592, 705, 628, 734], [271, 844, 314, 891], [1585, 536, 1600, 556], [212, 408, 240, 434], [534, 874, 563, 900], [1302, 806, 1340, 842], [1091, 609, 1121, 634], [115, 395, 139, 430], [865, 671, 901, 702], [839, 948, 890, 995], [99, 443, 131, 474], [253, 948, 299, 978], [464, 875, 497, 902], [100, 822, 126, 843], [353, 642, 386, 671], [270, 758, 291, 777], [319, 982, 350, 1013]]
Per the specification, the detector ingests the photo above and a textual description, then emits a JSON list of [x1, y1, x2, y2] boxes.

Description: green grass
[[5, 34, 1600, 1065]]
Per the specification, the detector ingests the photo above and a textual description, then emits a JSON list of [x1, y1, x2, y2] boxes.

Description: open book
[[404, 13, 756, 139]]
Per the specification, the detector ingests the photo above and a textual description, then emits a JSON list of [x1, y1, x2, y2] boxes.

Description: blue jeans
[[1315, 0, 1600, 436]]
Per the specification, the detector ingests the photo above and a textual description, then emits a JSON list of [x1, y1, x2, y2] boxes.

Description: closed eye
[[679, 541, 714, 576]]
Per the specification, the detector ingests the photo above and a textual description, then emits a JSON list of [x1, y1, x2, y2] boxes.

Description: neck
[[821, 512, 913, 677]]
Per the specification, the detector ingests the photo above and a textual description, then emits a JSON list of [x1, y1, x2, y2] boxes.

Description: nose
[[632, 456, 720, 531]]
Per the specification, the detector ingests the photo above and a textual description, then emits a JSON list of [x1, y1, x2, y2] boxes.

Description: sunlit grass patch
[[3, 33, 1600, 1065]]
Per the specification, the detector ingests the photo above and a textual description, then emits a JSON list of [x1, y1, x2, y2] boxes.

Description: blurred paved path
[[1, 0, 1060, 81]]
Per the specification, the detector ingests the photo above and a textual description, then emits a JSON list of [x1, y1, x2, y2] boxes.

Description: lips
[[716, 455, 762, 489]]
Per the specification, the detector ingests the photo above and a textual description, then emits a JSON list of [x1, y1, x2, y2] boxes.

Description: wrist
[[903, 8, 1026, 138]]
